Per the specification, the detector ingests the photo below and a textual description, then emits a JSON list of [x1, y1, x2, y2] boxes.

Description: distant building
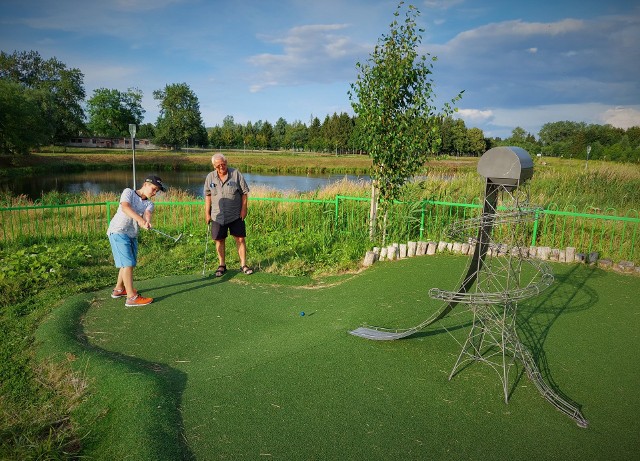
[[66, 137, 161, 150]]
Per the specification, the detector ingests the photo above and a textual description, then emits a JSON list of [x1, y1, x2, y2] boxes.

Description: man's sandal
[[241, 265, 254, 275], [215, 265, 227, 277]]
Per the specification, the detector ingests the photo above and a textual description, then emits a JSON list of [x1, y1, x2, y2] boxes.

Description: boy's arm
[[121, 202, 151, 229]]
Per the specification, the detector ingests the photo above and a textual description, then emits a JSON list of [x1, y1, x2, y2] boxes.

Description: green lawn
[[36, 255, 640, 460]]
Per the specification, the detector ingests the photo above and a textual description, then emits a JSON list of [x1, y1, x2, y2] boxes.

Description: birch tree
[[348, 2, 462, 241]]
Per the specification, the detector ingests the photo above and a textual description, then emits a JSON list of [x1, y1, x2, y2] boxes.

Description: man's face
[[214, 159, 228, 174]]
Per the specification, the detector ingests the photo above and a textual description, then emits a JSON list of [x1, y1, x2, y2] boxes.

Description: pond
[[0, 170, 370, 201]]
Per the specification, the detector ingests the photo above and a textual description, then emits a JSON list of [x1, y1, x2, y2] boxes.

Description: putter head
[[174, 233, 183, 243]]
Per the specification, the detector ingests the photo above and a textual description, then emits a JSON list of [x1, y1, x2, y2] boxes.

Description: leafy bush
[[0, 243, 107, 309]]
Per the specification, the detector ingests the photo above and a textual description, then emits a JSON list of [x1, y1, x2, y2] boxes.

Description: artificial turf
[[36, 255, 640, 460]]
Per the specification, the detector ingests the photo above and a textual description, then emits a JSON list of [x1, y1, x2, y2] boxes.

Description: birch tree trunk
[[369, 180, 378, 240], [382, 209, 388, 247]]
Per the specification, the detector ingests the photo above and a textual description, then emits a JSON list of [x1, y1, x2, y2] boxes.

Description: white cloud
[[600, 107, 640, 129], [456, 108, 494, 122], [247, 24, 367, 92], [458, 103, 640, 139], [452, 18, 585, 43], [81, 63, 141, 89], [428, 12, 640, 111]]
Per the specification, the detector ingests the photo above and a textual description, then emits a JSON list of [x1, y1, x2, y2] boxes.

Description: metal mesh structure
[[350, 146, 588, 427]]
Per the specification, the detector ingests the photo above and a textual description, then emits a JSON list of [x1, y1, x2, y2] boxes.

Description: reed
[[530, 162, 640, 213], [2, 157, 639, 265]]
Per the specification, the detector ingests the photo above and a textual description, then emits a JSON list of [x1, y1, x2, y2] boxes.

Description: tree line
[[1, 50, 638, 162]]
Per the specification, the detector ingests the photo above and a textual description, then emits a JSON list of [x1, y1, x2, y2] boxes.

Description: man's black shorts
[[210, 218, 246, 240]]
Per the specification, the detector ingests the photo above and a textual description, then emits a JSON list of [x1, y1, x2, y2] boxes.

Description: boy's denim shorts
[[108, 233, 138, 268]]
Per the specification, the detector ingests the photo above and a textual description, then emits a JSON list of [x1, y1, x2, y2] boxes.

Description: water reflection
[[0, 170, 370, 200]]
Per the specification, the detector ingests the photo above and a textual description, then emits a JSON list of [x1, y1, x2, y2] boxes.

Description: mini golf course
[[36, 255, 639, 460]]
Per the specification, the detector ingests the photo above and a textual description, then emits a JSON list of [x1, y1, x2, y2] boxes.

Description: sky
[[1, 0, 639, 139]]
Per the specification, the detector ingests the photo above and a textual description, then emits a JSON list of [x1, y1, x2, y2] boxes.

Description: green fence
[[1, 196, 639, 264], [531, 205, 639, 263]]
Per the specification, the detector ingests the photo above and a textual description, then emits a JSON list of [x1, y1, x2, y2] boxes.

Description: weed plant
[[0, 241, 113, 459]]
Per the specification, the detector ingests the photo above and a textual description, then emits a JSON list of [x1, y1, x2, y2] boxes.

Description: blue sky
[[1, 0, 639, 139]]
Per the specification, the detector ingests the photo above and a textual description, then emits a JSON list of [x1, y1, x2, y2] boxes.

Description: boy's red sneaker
[[111, 288, 127, 298], [125, 294, 153, 307]]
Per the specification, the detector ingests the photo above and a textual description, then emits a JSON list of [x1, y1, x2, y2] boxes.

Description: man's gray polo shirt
[[203, 167, 250, 225]]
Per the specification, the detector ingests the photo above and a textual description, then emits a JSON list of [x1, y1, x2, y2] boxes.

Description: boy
[[107, 175, 166, 306]]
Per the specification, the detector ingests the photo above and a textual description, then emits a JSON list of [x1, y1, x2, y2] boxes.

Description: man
[[204, 153, 253, 276], [107, 175, 166, 306]]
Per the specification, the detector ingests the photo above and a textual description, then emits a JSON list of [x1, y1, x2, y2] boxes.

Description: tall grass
[[530, 163, 640, 213], [3, 159, 639, 256]]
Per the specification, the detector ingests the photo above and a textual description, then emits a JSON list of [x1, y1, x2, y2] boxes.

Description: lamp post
[[584, 145, 591, 171], [129, 124, 137, 189]]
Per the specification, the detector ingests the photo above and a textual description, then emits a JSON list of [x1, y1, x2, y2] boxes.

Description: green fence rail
[[531, 205, 639, 263], [2, 196, 639, 264]]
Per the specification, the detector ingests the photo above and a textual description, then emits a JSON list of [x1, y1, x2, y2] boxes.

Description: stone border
[[362, 241, 640, 276]]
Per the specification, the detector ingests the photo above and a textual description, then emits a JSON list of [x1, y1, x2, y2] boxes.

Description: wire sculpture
[[350, 146, 588, 427]]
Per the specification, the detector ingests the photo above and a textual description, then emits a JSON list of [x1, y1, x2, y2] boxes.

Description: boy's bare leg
[[117, 266, 136, 296]]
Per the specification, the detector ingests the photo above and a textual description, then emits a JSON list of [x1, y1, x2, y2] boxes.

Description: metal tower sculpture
[[350, 146, 588, 427]]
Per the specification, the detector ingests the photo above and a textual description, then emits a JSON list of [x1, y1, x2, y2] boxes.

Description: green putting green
[[37, 256, 640, 460]]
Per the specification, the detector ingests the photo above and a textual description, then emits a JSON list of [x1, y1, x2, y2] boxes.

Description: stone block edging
[[362, 241, 638, 276]]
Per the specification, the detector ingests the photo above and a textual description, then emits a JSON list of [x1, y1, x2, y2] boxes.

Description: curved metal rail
[[348, 179, 588, 427], [350, 181, 502, 340]]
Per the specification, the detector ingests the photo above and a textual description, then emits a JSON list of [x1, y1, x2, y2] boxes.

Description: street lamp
[[584, 145, 591, 171], [129, 123, 137, 189]]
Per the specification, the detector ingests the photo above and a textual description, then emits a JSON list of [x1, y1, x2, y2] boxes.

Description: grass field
[[4, 150, 639, 458], [36, 255, 640, 460]]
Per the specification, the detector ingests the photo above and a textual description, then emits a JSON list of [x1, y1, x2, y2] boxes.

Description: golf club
[[202, 222, 211, 276], [151, 228, 183, 243]]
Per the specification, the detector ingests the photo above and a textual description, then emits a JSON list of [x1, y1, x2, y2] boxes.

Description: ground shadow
[[406, 319, 473, 339], [73, 297, 197, 460], [510, 264, 599, 416], [150, 275, 220, 303], [382, 261, 598, 423]]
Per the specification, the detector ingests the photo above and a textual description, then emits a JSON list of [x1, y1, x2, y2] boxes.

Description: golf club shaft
[[202, 222, 210, 276], [151, 227, 179, 241]]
